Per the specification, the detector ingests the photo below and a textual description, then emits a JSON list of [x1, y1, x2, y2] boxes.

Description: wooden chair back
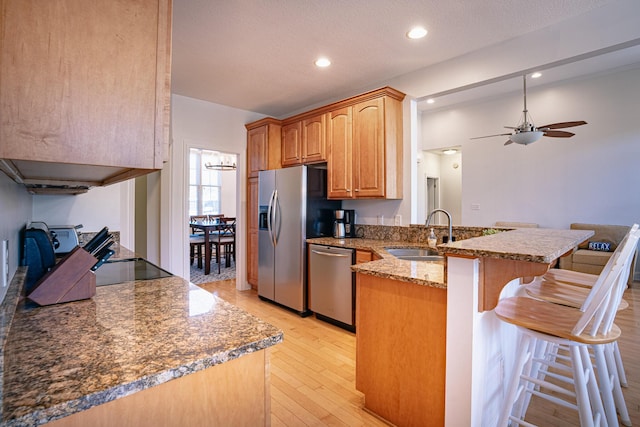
[[572, 224, 639, 337]]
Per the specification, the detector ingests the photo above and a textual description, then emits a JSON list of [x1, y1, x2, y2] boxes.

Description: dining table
[[189, 219, 235, 275]]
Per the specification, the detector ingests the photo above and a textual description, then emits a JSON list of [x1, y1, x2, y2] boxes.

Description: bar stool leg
[[499, 333, 535, 426], [604, 342, 632, 426], [571, 345, 602, 427], [613, 342, 628, 387]]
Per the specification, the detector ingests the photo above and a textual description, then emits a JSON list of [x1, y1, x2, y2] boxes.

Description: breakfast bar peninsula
[[350, 227, 593, 427]]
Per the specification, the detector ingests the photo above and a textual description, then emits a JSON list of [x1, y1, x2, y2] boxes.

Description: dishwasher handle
[[311, 249, 352, 258]]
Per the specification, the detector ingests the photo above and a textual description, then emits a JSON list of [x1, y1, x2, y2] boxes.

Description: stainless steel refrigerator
[[258, 165, 340, 315]]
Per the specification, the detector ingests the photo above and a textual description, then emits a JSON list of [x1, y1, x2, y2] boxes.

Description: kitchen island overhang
[[0, 262, 283, 426]]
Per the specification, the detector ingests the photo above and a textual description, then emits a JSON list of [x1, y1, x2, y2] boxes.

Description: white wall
[[166, 94, 264, 287], [31, 181, 134, 248], [416, 151, 462, 225], [420, 66, 640, 229], [0, 173, 33, 302]]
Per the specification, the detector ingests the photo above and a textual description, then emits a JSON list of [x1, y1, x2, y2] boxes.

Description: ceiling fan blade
[[504, 139, 513, 146], [470, 133, 512, 140], [538, 120, 587, 130], [543, 130, 575, 138], [503, 126, 519, 130]]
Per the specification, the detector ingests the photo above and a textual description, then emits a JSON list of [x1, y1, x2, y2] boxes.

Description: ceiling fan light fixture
[[509, 131, 544, 146]]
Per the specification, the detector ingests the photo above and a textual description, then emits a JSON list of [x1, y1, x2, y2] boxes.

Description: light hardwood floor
[[200, 280, 640, 426]]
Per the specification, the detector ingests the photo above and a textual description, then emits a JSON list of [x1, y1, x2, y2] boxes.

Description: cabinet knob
[[347, 189, 351, 192], [355, 189, 359, 192]]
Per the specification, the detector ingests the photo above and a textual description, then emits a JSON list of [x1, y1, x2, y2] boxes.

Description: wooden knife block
[[27, 247, 96, 306]]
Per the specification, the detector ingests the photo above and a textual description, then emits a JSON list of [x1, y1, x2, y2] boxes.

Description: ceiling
[[171, 0, 636, 119]]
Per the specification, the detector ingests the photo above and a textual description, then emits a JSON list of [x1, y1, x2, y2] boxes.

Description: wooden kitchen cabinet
[[246, 177, 259, 287], [281, 121, 303, 167], [246, 118, 282, 178], [356, 273, 446, 426], [281, 113, 326, 167], [327, 107, 353, 198], [245, 118, 281, 288], [355, 250, 373, 264], [327, 88, 404, 199], [48, 350, 271, 427], [0, 0, 172, 194]]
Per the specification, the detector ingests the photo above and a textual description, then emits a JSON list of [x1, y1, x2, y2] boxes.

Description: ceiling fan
[[471, 74, 587, 146]]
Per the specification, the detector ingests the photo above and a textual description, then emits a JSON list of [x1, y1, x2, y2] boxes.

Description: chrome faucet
[[425, 209, 454, 243]]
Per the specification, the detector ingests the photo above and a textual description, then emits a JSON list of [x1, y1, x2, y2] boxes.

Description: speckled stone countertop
[[307, 228, 593, 289], [0, 260, 283, 426], [439, 228, 593, 263]]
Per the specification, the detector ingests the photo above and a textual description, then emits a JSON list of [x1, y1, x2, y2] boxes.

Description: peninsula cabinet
[[0, 0, 172, 194], [356, 273, 446, 426], [281, 114, 327, 167], [327, 88, 405, 199]]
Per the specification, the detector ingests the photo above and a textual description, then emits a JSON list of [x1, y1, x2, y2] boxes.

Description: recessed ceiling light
[[314, 57, 331, 68], [531, 72, 542, 78], [406, 26, 428, 40], [443, 149, 457, 155], [426, 98, 435, 104]]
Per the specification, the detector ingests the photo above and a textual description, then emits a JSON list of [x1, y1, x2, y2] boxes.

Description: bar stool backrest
[[572, 224, 639, 338]]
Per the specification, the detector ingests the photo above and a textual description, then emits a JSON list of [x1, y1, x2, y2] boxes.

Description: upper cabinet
[[327, 88, 404, 199], [326, 107, 353, 199], [281, 113, 327, 167], [246, 118, 282, 178], [281, 121, 303, 167], [0, 0, 173, 194]]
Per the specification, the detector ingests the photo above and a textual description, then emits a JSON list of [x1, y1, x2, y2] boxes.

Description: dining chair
[[495, 225, 640, 426], [188, 215, 208, 267], [189, 235, 205, 268], [209, 217, 235, 274]]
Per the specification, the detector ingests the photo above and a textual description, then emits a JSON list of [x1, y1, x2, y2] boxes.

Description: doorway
[[188, 148, 237, 284]]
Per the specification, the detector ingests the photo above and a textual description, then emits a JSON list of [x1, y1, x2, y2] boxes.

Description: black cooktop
[[94, 258, 173, 286]]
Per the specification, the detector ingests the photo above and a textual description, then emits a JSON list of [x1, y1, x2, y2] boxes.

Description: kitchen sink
[[384, 247, 444, 262]]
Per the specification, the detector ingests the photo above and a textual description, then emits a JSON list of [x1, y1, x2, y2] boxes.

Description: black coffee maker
[[343, 209, 357, 237]]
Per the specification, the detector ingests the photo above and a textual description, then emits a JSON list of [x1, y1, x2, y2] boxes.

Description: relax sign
[[588, 241, 611, 251]]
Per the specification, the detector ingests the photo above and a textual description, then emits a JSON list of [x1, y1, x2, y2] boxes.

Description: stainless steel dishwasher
[[308, 244, 356, 331]]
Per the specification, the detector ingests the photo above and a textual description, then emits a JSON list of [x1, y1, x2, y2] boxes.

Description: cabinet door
[[302, 114, 326, 163], [326, 107, 353, 199], [247, 177, 259, 287], [0, 0, 170, 170], [353, 97, 385, 198], [281, 122, 302, 167], [247, 126, 269, 178]]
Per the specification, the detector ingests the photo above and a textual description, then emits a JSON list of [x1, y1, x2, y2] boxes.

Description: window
[[189, 148, 223, 216]]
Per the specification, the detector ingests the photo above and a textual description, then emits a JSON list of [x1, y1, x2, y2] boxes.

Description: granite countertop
[[307, 228, 594, 289], [439, 228, 594, 263], [0, 264, 283, 426]]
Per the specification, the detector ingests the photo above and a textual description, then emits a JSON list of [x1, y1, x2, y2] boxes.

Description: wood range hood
[[0, 159, 156, 195]]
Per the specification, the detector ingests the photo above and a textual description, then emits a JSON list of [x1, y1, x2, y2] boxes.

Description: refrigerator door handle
[[271, 189, 279, 246], [266, 190, 276, 246]]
